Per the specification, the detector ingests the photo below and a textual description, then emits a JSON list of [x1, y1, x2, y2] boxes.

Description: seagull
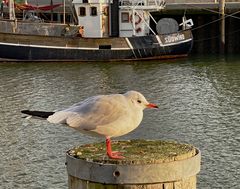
[[21, 91, 158, 159]]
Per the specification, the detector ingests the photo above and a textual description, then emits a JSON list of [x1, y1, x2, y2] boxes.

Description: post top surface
[[67, 139, 196, 165]]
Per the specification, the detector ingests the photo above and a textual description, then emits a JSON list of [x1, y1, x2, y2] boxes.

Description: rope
[[193, 10, 240, 31], [194, 34, 221, 43], [194, 27, 240, 43], [180, 4, 240, 31], [192, 17, 222, 31], [184, 3, 240, 20]]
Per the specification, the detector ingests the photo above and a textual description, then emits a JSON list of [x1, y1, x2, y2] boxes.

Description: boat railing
[[119, 0, 166, 36], [119, 0, 165, 11]]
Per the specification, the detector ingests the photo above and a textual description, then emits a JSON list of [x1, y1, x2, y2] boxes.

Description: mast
[[63, 0, 65, 24], [9, 0, 16, 20], [68, 0, 78, 25], [51, 0, 53, 21], [8, 0, 17, 33]]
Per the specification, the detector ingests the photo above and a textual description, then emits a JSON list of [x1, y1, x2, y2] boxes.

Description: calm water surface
[[0, 55, 239, 188]]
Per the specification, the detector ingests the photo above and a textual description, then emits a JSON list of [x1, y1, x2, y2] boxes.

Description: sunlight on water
[[0, 55, 239, 188]]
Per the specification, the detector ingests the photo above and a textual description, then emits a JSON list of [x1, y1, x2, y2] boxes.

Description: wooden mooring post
[[219, 0, 225, 54], [66, 140, 201, 189]]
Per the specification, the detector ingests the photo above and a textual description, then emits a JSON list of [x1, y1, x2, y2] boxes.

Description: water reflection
[[0, 55, 239, 188]]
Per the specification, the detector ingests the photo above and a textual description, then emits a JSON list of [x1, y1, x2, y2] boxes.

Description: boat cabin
[[72, 0, 110, 38], [72, 0, 166, 38]]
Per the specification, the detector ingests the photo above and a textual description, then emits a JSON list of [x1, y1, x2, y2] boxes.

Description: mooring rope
[[178, 4, 240, 43], [184, 3, 240, 20], [180, 4, 240, 31], [195, 26, 240, 42]]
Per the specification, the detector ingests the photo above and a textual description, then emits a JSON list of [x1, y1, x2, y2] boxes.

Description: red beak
[[147, 103, 158, 109]]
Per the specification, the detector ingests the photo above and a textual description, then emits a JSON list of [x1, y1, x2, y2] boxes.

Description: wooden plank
[[69, 177, 165, 189]]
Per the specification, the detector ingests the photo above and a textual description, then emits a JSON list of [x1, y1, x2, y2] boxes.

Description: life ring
[[130, 13, 142, 33], [135, 27, 142, 33], [130, 13, 142, 25]]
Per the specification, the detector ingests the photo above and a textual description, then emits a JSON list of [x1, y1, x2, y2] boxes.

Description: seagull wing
[[47, 94, 129, 132]]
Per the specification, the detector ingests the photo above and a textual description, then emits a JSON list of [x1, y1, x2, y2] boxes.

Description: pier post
[[66, 140, 201, 189], [219, 0, 225, 54]]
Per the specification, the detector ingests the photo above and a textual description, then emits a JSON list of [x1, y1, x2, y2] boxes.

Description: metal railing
[[165, 0, 240, 3], [119, 0, 166, 10]]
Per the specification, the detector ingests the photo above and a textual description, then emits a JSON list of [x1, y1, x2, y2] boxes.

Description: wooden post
[[66, 140, 201, 189], [51, 0, 53, 22], [219, 0, 225, 54]]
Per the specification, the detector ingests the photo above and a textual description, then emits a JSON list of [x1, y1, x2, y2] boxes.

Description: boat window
[[90, 7, 97, 16], [121, 12, 129, 23], [83, 0, 88, 3], [79, 7, 86, 16]]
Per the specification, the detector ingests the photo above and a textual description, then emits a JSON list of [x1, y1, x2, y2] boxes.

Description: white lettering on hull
[[164, 34, 185, 44]]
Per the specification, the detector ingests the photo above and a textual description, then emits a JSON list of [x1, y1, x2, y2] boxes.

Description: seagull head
[[124, 91, 158, 110]]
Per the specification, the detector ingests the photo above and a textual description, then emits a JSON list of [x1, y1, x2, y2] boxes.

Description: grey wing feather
[[47, 94, 128, 131]]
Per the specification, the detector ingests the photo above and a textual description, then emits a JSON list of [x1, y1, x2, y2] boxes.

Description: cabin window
[[121, 12, 129, 23], [79, 7, 86, 16], [90, 7, 97, 16], [83, 0, 88, 3]]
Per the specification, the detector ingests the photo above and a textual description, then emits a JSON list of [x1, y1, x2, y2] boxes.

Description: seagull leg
[[106, 137, 124, 159]]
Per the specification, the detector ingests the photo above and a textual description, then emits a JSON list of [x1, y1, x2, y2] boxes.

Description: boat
[[0, 0, 194, 62]]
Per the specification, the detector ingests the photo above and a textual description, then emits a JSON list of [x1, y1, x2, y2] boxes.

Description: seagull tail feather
[[21, 110, 54, 119]]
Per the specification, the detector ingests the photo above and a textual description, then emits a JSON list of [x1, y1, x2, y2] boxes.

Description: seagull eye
[[137, 100, 141, 103]]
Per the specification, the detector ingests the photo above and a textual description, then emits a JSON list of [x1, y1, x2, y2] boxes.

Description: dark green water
[[0, 55, 239, 188]]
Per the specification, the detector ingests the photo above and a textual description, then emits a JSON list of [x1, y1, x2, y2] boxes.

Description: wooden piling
[[66, 139, 201, 189], [219, 0, 225, 54]]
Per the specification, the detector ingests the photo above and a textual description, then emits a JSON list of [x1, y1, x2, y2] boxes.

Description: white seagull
[[21, 91, 158, 159]]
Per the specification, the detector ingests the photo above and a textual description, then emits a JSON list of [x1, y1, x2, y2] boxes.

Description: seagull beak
[[147, 103, 158, 109]]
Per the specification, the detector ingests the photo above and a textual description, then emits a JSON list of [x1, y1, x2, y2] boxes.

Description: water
[[0, 55, 239, 188]]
